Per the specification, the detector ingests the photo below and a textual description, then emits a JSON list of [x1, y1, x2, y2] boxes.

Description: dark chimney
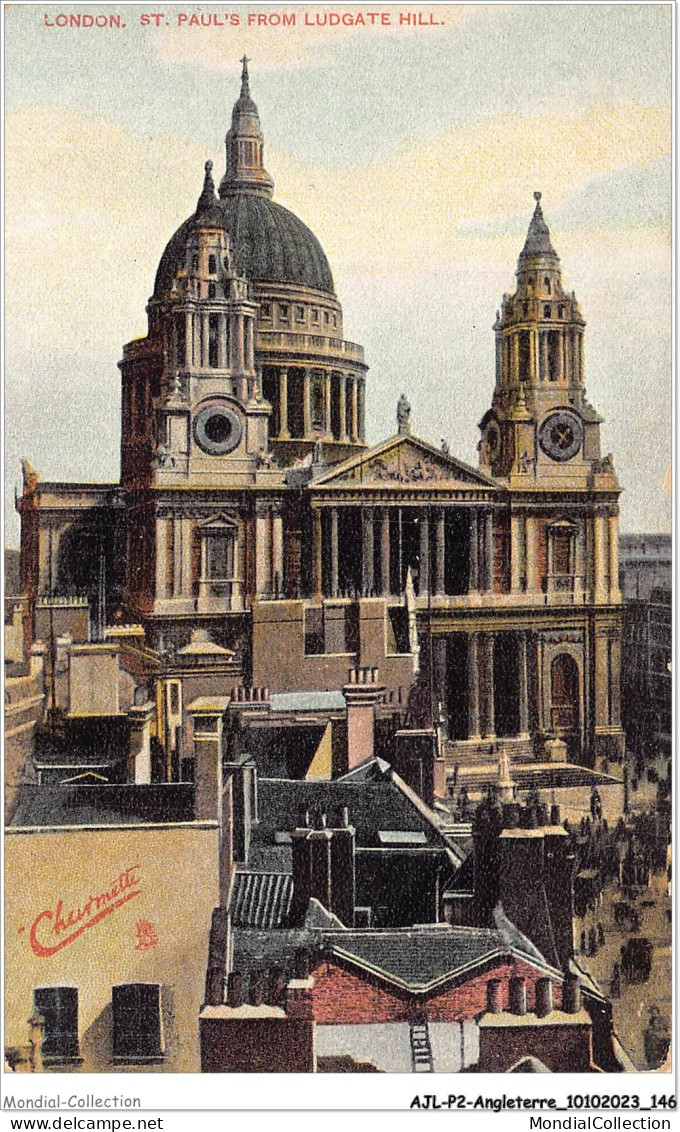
[[249, 971, 264, 1007], [486, 978, 503, 1014], [562, 973, 581, 1014], [509, 976, 527, 1015], [537, 802, 550, 827], [267, 967, 286, 1006], [550, 804, 561, 825], [535, 977, 553, 1017], [227, 972, 243, 1008]]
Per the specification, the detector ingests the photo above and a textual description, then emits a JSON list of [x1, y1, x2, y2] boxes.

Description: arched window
[[208, 255, 217, 275], [547, 521, 577, 593], [558, 304, 565, 318], [544, 304, 552, 319], [544, 277, 551, 293]]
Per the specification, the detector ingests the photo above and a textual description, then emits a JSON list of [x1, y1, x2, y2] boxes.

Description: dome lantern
[[219, 56, 275, 199]]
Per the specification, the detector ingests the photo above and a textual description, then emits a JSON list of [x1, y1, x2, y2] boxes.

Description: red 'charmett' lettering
[[29, 864, 142, 957]]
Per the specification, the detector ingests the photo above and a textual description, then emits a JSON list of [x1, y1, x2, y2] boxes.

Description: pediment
[[312, 435, 498, 490]]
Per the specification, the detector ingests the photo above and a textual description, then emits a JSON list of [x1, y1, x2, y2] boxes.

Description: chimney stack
[[535, 977, 553, 1017], [343, 667, 385, 771], [509, 976, 527, 1016], [290, 806, 356, 926]]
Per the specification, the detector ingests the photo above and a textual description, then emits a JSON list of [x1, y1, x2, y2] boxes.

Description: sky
[[4, 2, 672, 543]]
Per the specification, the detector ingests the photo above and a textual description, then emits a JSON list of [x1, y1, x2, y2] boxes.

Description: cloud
[[154, 5, 468, 72]]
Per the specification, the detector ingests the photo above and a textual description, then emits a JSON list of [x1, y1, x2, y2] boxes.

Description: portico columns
[[419, 512, 430, 595], [480, 633, 495, 738], [312, 509, 323, 597], [467, 632, 481, 740], [380, 509, 390, 595], [272, 510, 284, 597], [255, 507, 269, 596], [468, 511, 479, 592], [330, 508, 339, 598], [362, 509, 375, 595], [518, 631, 530, 738], [434, 509, 446, 595], [278, 368, 290, 440]]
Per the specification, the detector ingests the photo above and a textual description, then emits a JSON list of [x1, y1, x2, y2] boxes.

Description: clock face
[[538, 409, 583, 462], [193, 404, 243, 455]]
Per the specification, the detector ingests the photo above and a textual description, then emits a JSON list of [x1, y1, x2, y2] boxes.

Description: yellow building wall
[[5, 822, 220, 1073]]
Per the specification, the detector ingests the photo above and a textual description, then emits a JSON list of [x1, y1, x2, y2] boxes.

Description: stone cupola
[[219, 56, 275, 199]]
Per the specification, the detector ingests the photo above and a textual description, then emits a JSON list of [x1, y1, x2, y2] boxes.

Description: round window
[[193, 404, 243, 455]]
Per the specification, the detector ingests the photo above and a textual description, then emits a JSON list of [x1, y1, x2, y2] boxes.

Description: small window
[[112, 983, 163, 1059], [279, 304, 289, 321], [260, 303, 271, 320], [192, 254, 199, 272], [544, 305, 551, 319], [544, 277, 551, 293], [311, 308, 319, 324], [34, 987, 79, 1059], [324, 311, 330, 325], [208, 314, 219, 367], [333, 315, 338, 328], [208, 282, 216, 300], [296, 305, 305, 322], [208, 255, 217, 275], [558, 305, 565, 318]]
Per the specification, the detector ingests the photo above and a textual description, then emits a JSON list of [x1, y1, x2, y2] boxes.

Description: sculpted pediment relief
[[315, 438, 497, 489]]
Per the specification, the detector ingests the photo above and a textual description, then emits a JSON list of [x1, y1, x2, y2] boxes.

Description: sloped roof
[[231, 872, 293, 929]]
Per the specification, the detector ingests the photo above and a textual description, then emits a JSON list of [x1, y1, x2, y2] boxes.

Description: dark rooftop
[[9, 784, 197, 828]]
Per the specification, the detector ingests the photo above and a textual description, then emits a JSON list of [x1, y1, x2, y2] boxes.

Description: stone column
[[483, 510, 494, 593], [525, 515, 538, 593], [608, 513, 620, 600], [181, 518, 193, 597], [303, 368, 312, 436], [246, 316, 255, 372], [362, 509, 375, 595], [350, 376, 359, 443], [255, 507, 269, 596], [510, 511, 523, 593], [272, 510, 284, 597], [512, 334, 520, 384], [593, 509, 608, 603], [128, 702, 154, 784], [566, 329, 574, 383], [609, 632, 622, 728], [468, 510, 479, 592], [338, 375, 348, 443], [235, 313, 245, 371], [278, 368, 290, 440], [155, 519, 168, 601], [419, 511, 430, 596], [330, 508, 339, 597], [481, 633, 495, 738], [555, 331, 564, 382], [434, 509, 446, 595], [380, 509, 391, 596], [518, 631, 530, 737], [593, 629, 610, 730], [495, 337, 502, 384], [324, 371, 332, 436], [193, 313, 202, 370], [217, 313, 227, 368], [200, 313, 208, 368], [540, 332, 549, 382], [530, 328, 539, 384], [185, 311, 193, 367], [173, 516, 182, 597], [312, 509, 323, 597], [358, 379, 366, 440], [467, 632, 481, 740]]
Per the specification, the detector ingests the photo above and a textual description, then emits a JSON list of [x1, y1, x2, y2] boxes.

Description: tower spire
[[518, 190, 558, 266], [195, 159, 225, 228], [219, 59, 274, 199]]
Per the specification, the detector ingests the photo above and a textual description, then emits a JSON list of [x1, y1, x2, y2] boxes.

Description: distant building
[[619, 534, 671, 601]]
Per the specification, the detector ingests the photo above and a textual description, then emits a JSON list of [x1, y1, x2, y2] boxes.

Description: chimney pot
[[562, 973, 581, 1014], [296, 806, 310, 829], [550, 804, 561, 825], [249, 970, 264, 1006], [509, 976, 527, 1015], [335, 806, 349, 829], [227, 972, 243, 1007], [537, 803, 550, 827], [312, 809, 327, 829], [486, 978, 503, 1014], [503, 802, 520, 828], [535, 977, 553, 1017]]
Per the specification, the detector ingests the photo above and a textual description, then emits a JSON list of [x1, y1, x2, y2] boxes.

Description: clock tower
[[480, 192, 610, 489]]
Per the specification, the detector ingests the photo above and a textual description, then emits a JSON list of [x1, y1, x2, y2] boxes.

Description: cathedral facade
[[17, 62, 625, 777]]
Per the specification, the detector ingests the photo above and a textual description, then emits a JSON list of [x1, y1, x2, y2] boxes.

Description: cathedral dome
[[153, 58, 335, 298], [153, 193, 334, 297]]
